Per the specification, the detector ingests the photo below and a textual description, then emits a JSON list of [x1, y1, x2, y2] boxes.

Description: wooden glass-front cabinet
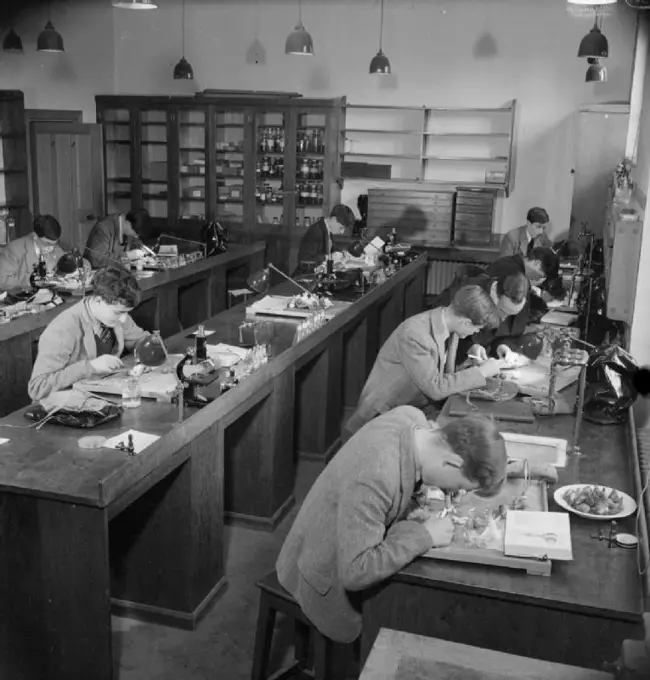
[[96, 94, 346, 272]]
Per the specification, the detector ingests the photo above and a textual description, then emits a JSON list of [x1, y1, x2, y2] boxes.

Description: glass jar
[[122, 376, 142, 408]]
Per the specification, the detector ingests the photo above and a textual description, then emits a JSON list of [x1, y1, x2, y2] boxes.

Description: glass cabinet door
[[140, 110, 168, 219], [102, 108, 132, 215], [295, 110, 326, 229], [178, 109, 207, 222], [255, 110, 287, 228], [215, 110, 245, 226]]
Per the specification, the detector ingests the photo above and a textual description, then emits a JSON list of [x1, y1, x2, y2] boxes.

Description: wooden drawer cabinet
[[454, 188, 496, 245], [367, 187, 454, 247]]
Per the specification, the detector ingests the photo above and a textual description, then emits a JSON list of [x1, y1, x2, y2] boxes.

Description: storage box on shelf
[[96, 93, 346, 274], [342, 101, 516, 195], [0, 90, 30, 244]]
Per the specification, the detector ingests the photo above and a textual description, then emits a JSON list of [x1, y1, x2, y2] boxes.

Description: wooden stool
[[251, 571, 334, 680], [228, 288, 254, 309]]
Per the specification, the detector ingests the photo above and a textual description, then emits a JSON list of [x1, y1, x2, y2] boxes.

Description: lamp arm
[[267, 263, 313, 295]]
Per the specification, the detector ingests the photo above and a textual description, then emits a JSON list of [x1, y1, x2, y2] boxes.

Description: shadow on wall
[[245, 38, 267, 65], [370, 206, 429, 242], [473, 32, 498, 59]]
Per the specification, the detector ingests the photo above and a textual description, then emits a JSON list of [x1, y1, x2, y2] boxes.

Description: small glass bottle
[[122, 376, 142, 409], [195, 324, 207, 361]]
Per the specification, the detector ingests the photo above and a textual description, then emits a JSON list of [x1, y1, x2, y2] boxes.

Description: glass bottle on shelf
[[295, 216, 301, 227], [300, 158, 310, 179], [272, 217, 279, 225], [300, 183, 309, 205], [262, 156, 270, 177], [305, 216, 312, 227], [310, 184, 318, 205]]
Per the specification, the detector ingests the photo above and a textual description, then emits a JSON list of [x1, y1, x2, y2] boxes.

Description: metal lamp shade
[[173, 57, 194, 80], [567, 0, 616, 4], [37, 21, 64, 52], [586, 60, 607, 82], [2, 29, 23, 53], [112, 0, 158, 8], [247, 268, 271, 294], [285, 23, 314, 55], [369, 49, 391, 75], [578, 27, 608, 58]]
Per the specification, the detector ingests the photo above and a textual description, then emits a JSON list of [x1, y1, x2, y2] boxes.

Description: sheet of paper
[[505, 510, 573, 561], [206, 343, 249, 368], [103, 429, 161, 455], [364, 236, 385, 255], [186, 329, 216, 337], [0, 438, 9, 445], [540, 311, 579, 326]]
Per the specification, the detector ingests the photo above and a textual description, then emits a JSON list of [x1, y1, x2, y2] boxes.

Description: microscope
[[382, 228, 414, 269], [29, 255, 49, 289], [174, 325, 220, 411]]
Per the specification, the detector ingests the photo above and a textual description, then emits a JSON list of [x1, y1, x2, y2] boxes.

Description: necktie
[[526, 237, 535, 258], [99, 323, 114, 347], [445, 333, 459, 374]]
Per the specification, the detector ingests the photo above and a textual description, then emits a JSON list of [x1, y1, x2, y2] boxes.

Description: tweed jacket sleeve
[[336, 474, 433, 591], [0, 240, 27, 288], [121, 316, 148, 352], [498, 231, 519, 257], [28, 316, 96, 401], [400, 333, 486, 400]]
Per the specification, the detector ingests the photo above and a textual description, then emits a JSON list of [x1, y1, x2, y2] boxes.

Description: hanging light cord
[[298, 0, 303, 26], [379, 0, 385, 51], [181, 0, 186, 56]]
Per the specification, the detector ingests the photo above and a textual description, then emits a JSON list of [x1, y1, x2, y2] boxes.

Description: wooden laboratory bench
[[359, 628, 613, 680], [0, 242, 265, 417], [360, 394, 646, 672], [0, 254, 427, 680]]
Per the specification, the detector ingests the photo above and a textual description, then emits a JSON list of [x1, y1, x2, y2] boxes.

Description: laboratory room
[[2, 0, 650, 678]]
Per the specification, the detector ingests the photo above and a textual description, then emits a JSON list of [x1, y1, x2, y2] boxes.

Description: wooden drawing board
[[74, 354, 185, 402], [419, 479, 552, 576], [447, 394, 535, 423], [246, 295, 352, 320]]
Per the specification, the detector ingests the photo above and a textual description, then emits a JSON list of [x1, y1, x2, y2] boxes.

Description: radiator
[[426, 259, 477, 295]]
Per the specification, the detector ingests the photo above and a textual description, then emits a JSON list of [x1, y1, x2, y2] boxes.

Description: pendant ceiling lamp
[[2, 28, 23, 53], [567, 0, 616, 4], [112, 0, 158, 9], [370, 0, 391, 75], [285, 0, 314, 56], [173, 0, 194, 79], [578, 14, 608, 58], [586, 57, 607, 82]]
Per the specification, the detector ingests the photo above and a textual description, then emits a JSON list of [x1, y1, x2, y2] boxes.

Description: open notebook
[[504, 511, 573, 561]]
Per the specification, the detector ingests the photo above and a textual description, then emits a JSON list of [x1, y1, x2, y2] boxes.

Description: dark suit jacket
[[277, 406, 435, 643], [499, 224, 552, 258], [294, 218, 330, 275], [84, 214, 138, 269]]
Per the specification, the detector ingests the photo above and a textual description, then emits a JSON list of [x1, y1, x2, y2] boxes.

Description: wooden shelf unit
[[96, 93, 346, 273], [342, 101, 517, 196], [0, 90, 30, 243]]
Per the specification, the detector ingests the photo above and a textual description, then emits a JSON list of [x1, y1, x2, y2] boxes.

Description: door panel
[[570, 109, 629, 240], [31, 122, 104, 252]]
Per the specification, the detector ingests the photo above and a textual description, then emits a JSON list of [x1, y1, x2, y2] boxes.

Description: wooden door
[[31, 122, 104, 252], [570, 105, 629, 240]]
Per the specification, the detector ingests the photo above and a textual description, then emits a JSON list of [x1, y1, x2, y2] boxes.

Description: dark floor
[[113, 458, 355, 680]]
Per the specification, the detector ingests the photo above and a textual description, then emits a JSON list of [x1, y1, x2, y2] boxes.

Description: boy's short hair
[[33, 214, 62, 242], [451, 285, 500, 329], [439, 415, 507, 497], [526, 207, 549, 225], [497, 271, 529, 304], [330, 204, 356, 230], [93, 266, 141, 308], [528, 246, 559, 278], [125, 208, 154, 241]]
